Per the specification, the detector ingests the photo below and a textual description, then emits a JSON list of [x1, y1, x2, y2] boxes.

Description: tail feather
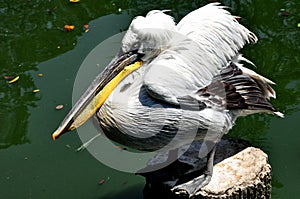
[[238, 65, 276, 99], [197, 59, 283, 118], [232, 55, 276, 99], [221, 61, 283, 117]]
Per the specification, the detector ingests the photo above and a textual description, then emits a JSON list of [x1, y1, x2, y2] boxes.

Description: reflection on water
[[0, 0, 300, 198], [0, 70, 39, 148], [0, 0, 137, 149], [0, 0, 134, 67]]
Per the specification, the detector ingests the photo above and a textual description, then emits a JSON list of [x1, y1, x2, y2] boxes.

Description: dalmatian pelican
[[52, 3, 283, 196]]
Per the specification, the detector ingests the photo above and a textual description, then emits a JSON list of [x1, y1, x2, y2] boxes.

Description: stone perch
[[142, 138, 271, 199], [197, 147, 271, 198]]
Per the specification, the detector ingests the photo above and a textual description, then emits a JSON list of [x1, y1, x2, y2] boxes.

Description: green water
[[1, 0, 299, 198]]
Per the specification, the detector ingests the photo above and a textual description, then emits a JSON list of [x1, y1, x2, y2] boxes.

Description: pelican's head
[[122, 10, 177, 61], [52, 10, 176, 140]]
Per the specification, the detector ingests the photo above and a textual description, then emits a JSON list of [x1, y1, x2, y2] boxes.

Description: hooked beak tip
[[52, 130, 61, 141]]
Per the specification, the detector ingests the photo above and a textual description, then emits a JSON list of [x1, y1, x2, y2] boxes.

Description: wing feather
[[143, 3, 257, 105]]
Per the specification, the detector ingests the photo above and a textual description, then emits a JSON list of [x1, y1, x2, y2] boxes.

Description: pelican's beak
[[52, 51, 143, 140]]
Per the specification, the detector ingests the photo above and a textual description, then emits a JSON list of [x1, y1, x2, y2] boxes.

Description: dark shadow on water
[[100, 184, 144, 199], [141, 138, 251, 199]]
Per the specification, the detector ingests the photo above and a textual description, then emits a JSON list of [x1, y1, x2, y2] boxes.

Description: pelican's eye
[[133, 42, 139, 49]]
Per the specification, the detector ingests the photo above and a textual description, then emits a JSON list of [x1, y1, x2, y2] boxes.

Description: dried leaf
[[115, 145, 127, 150], [33, 89, 40, 93], [3, 75, 14, 80], [56, 105, 64, 110], [98, 179, 105, 185], [8, 76, 19, 84], [70, 0, 80, 2], [64, 25, 75, 31], [37, 73, 43, 77]]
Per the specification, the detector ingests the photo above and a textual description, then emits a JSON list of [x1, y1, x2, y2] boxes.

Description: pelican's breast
[[97, 66, 232, 151], [97, 66, 194, 150]]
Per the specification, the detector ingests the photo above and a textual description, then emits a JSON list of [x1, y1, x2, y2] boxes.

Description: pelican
[[52, 3, 283, 196]]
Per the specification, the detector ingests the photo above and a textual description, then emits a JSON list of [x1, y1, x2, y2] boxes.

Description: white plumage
[[53, 3, 283, 196], [100, 3, 282, 142]]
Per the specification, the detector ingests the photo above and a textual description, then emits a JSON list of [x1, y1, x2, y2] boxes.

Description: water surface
[[1, 0, 300, 198]]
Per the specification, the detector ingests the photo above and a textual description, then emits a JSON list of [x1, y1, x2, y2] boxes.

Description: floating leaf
[[98, 179, 105, 185], [115, 145, 128, 150], [3, 75, 14, 80], [8, 76, 19, 84], [64, 24, 75, 31], [33, 89, 40, 93], [56, 104, 64, 110]]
